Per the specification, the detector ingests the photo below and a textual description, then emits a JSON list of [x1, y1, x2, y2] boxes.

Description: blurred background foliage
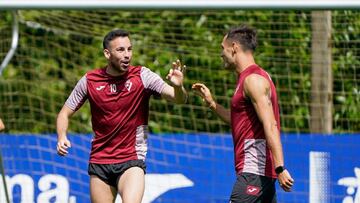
[[0, 10, 359, 134]]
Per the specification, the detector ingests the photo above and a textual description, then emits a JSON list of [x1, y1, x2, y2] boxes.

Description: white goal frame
[[1, 0, 360, 9]]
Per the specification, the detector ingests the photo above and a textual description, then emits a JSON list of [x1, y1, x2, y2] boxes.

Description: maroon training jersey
[[231, 64, 279, 178], [65, 66, 165, 164]]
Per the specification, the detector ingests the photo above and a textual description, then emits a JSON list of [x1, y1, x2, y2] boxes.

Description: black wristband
[[275, 166, 285, 175]]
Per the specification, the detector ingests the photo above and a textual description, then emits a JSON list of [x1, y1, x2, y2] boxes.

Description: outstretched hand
[[166, 59, 186, 87], [192, 83, 215, 108]]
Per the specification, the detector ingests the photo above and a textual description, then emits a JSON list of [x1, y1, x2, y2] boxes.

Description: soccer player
[[192, 25, 293, 202], [56, 29, 187, 203], [0, 118, 5, 131]]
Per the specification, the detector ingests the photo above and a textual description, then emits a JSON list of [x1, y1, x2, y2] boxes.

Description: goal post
[[1, 0, 360, 9], [0, 149, 10, 203], [0, 11, 19, 76]]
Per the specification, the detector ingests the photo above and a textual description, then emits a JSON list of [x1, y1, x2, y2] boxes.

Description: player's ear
[[103, 49, 110, 59], [232, 42, 239, 54]]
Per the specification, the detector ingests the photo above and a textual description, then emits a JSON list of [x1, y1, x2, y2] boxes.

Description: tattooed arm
[[244, 74, 294, 192]]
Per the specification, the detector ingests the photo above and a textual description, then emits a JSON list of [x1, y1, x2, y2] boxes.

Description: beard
[[222, 58, 234, 70], [110, 59, 129, 73]]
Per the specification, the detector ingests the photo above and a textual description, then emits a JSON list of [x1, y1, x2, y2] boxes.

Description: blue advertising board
[[0, 133, 359, 203]]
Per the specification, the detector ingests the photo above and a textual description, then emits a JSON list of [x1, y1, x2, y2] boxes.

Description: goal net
[[0, 10, 359, 134], [0, 7, 359, 203]]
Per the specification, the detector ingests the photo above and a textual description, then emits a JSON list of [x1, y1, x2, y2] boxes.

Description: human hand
[[57, 136, 71, 156], [166, 59, 186, 87], [192, 83, 216, 108], [278, 169, 294, 192]]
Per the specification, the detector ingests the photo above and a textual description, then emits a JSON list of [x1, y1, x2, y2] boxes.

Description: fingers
[[192, 83, 215, 107], [172, 59, 186, 73], [172, 59, 182, 70], [166, 69, 174, 80], [192, 89, 205, 98], [192, 83, 209, 96], [191, 84, 204, 95], [279, 171, 294, 192], [192, 83, 206, 90], [67, 140, 72, 148], [57, 140, 71, 156], [182, 65, 187, 74], [280, 182, 292, 192]]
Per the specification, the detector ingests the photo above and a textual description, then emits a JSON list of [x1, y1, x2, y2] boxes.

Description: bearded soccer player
[[192, 25, 294, 202], [56, 29, 187, 203]]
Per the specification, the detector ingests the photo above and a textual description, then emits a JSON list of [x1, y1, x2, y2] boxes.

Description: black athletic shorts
[[230, 172, 277, 203], [88, 159, 146, 188]]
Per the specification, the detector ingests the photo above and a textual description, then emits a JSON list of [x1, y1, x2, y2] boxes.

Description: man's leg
[[90, 175, 117, 203], [117, 167, 145, 203], [260, 179, 277, 203], [230, 173, 275, 203], [230, 173, 259, 203]]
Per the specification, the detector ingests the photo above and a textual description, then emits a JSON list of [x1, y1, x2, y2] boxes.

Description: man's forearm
[[264, 124, 284, 168], [56, 112, 69, 139], [174, 85, 188, 104], [209, 102, 231, 124]]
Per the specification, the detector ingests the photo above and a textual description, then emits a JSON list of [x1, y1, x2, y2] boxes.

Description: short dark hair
[[103, 29, 129, 49], [225, 25, 257, 52]]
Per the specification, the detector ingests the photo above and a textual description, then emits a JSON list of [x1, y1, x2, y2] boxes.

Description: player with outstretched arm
[[56, 29, 187, 203]]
